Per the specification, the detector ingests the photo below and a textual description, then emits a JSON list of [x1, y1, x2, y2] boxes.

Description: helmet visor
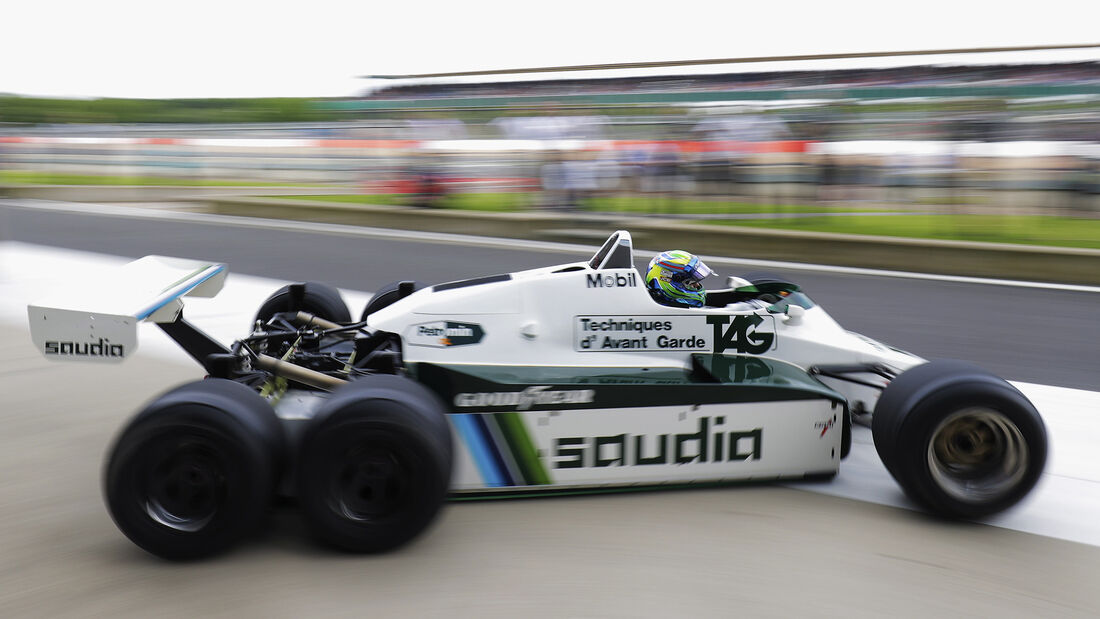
[[682, 256, 714, 282], [672, 256, 714, 291]]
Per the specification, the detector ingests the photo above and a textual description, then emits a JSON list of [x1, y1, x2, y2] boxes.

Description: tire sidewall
[[104, 402, 277, 560], [297, 376, 452, 553], [872, 360, 991, 480], [890, 379, 1047, 519]]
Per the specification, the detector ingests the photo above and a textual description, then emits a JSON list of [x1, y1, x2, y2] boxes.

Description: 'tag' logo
[[706, 315, 774, 354]]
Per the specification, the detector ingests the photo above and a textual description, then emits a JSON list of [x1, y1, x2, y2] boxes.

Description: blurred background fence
[[2, 59, 1098, 213]]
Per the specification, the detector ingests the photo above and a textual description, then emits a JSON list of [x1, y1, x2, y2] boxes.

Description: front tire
[[872, 360, 1047, 519], [104, 379, 284, 560], [297, 375, 452, 553]]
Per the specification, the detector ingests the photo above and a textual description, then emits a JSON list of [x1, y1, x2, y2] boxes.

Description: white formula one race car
[[27, 231, 1047, 559]]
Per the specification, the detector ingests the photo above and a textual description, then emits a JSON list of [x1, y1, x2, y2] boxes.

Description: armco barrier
[[207, 197, 1100, 286], [209, 197, 566, 239], [0, 185, 361, 202]]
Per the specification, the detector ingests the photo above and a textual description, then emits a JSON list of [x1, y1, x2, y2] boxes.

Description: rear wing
[[27, 256, 226, 363]]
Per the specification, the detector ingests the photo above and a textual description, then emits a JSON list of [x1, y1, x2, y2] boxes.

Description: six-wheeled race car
[[27, 231, 1048, 559]]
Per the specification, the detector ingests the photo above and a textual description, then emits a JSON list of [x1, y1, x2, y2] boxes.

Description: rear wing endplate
[[27, 256, 226, 363]]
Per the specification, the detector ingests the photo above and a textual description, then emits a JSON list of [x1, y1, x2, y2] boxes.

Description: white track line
[[789, 382, 1100, 547], [5, 198, 1100, 294], [4, 241, 1100, 547]]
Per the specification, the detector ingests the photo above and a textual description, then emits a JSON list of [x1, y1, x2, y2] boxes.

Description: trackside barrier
[[0, 185, 361, 202], [207, 196, 1100, 286]]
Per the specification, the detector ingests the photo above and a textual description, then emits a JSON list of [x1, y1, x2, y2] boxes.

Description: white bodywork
[[365, 231, 924, 492], [367, 231, 922, 403], [27, 256, 225, 363], [25, 232, 925, 493], [445, 401, 847, 492], [372, 265, 918, 372]]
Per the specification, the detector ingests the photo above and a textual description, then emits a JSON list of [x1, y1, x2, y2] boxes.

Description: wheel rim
[[927, 407, 1029, 504], [330, 439, 417, 522], [141, 436, 228, 532]]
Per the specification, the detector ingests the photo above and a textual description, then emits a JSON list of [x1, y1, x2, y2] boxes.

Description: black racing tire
[[872, 360, 1047, 519], [359, 280, 425, 322], [253, 282, 351, 326], [104, 379, 284, 560], [297, 374, 452, 553], [840, 406, 852, 459]]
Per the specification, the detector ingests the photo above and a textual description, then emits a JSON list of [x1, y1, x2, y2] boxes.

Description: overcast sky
[[2, 0, 1098, 99]]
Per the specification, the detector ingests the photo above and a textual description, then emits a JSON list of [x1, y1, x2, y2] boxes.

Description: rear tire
[[360, 280, 424, 322], [104, 379, 284, 560], [253, 282, 351, 325], [872, 360, 1047, 519], [297, 375, 452, 553]]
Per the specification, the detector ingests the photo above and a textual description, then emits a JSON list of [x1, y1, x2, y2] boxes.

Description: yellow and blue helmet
[[645, 250, 714, 308]]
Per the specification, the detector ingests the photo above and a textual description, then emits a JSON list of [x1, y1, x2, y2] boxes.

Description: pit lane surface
[[2, 318, 1099, 618], [3, 204, 1100, 616]]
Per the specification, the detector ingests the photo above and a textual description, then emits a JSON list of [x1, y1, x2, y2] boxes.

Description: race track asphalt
[[4, 199, 1100, 616], [3, 199, 1100, 616], [1, 200, 1098, 391], [2, 324, 1099, 618]]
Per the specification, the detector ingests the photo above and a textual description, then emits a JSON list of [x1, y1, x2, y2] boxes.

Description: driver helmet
[[645, 250, 714, 308]]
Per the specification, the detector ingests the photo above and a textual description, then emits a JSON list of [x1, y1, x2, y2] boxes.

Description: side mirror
[[726, 276, 753, 290], [783, 304, 806, 324]]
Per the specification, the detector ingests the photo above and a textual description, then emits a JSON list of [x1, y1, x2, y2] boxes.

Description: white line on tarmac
[[5, 198, 1100, 294], [5, 241, 1100, 547]]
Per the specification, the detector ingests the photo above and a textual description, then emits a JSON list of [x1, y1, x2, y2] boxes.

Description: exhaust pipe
[[294, 311, 343, 331], [255, 354, 348, 391]]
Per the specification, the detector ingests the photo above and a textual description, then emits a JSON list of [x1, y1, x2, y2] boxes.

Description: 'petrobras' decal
[[574, 314, 776, 353], [406, 321, 486, 348]]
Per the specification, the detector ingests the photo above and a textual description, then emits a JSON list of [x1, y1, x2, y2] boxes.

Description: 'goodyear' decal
[[454, 386, 596, 410]]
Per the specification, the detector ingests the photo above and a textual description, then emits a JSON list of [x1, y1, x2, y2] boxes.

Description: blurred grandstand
[[2, 52, 1098, 212]]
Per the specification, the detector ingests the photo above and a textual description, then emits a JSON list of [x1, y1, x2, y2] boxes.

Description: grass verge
[[288, 193, 888, 215]]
